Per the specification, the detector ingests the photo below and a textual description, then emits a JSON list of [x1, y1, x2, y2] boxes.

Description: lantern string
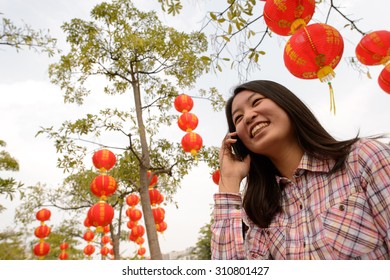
[[328, 82, 336, 115]]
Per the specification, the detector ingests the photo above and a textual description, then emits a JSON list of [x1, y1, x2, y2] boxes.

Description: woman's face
[[231, 90, 296, 157]]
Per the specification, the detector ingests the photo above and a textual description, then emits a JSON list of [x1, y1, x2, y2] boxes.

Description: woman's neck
[[269, 143, 304, 180]]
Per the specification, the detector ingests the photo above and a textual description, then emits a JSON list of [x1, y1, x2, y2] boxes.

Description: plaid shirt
[[211, 139, 390, 259]]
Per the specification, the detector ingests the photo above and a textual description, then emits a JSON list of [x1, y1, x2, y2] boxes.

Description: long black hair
[[225, 80, 359, 228]]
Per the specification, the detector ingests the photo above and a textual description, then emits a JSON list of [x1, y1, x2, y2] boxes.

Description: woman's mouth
[[251, 122, 270, 137]]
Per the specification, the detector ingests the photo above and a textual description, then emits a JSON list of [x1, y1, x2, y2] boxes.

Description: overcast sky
[[1, 0, 389, 257]]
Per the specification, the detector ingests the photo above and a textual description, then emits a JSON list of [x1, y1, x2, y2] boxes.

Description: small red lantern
[[83, 244, 95, 256], [284, 23, 344, 114], [128, 208, 143, 222], [212, 169, 220, 185], [33, 242, 50, 257], [60, 242, 69, 251], [34, 225, 51, 239], [88, 201, 115, 230], [355, 30, 390, 66], [149, 188, 162, 206], [36, 208, 51, 222], [178, 112, 199, 132], [156, 221, 168, 233], [90, 174, 118, 199], [84, 217, 92, 228], [378, 64, 390, 94], [136, 237, 145, 246], [181, 132, 203, 156], [138, 247, 146, 256], [59, 252, 68, 260], [152, 207, 165, 224], [127, 220, 137, 229], [92, 149, 116, 172], [101, 235, 111, 244], [83, 230, 95, 242], [147, 171, 158, 188], [126, 193, 140, 207], [103, 225, 110, 233], [100, 246, 109, 256], [131, 224, 145, 239], [174, 94, 194, 113], [264, 0, 316, 36]]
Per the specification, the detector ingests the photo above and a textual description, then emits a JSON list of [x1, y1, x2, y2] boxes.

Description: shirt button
[[339, 204, 345, 211], [299, 204, 303, 210], [235, 205, 240, 210]]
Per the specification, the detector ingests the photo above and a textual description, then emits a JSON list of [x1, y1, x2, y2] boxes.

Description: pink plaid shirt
[[211, 139, 390, 259]]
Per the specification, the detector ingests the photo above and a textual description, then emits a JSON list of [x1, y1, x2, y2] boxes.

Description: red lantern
[[355, 30, 390, 66], [147, 171, 158, 188], [127, 220, 137, 229], [130, 224, 145, 239], [92, 149, 116, 172], [178, 112, 199, 132], [88, 201, 115, 229], [264, 0, 316, 36], [59, 252, 68, 260], [36, 208, 51, 222], [212, 169, 220, 185], [83, 230, 95, 242], [126, 193, 140, 207], [60, 242, 69, 251], [128, 208, 143, 222], [33, 242, 50, 257], [138, 247, 146, 256], [34, 225, 51, 239], [136, 237, 145, 246], [101, 235, 111, 244], [156, 221, 168, 233], [174, 94, 194, 113], [100, 246, 109, 256], [84, 217, 92, 228], [103, 225, 110, 233], [83, 244, 95, 256], [284, 23, 344, 113], [181, 132, 203, 156], [152, 207, 165, 224], [149, 188, 162, 206], [90, 174, 118, 199], [378, 64, 390, 94]]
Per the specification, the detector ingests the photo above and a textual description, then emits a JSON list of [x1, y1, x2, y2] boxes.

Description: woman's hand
[[218, 132, 251, 193]]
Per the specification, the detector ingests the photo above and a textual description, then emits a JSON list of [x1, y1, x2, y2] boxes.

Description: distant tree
[[0, 140, 23, 213], [0, 12, 57, 56], [191, 221, 211, 260], [0, 229, 27, 260], [17, 0, 222, 260]]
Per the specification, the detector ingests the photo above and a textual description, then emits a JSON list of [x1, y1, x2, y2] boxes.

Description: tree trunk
[[131, 78, 162, 260]]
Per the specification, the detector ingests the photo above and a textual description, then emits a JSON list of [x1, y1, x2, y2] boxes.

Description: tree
[[0, 140, 23, 213], [17, 0, 222, 260], [0, 229, 28, 260], [0, 13, 57, 56], [191, 221, 212, 260]]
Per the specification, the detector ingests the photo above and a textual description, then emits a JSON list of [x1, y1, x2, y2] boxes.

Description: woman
[[211, 80, 390, 260]]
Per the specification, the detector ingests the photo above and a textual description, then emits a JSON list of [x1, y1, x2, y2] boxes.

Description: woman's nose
[[244, 110, 257, 124]]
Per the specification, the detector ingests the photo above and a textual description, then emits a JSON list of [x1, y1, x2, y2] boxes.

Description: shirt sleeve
[[358, 139, 390, 251], [211, 192, 246, 260]]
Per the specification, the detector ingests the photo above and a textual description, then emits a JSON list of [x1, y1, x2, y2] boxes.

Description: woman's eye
[[253, 98, 263, 106], [234, 115, 243, 125]]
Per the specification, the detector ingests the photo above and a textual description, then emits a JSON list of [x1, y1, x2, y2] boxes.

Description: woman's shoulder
[[349, 137, 390, 163]]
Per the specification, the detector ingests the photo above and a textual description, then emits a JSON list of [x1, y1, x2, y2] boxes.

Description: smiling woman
[[212, 80, 390, 260]]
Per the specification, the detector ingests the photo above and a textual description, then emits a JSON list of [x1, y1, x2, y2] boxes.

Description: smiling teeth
[[251, 122, 269, 137]]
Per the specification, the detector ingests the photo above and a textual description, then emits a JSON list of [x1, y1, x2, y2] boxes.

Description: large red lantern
[[174, 94, 194, 113], [88, 201, 115, 230], [264, 0, 316, 36], [284, 23, 344, 113], [378, 64, 390, 94], [36, 208, 51, 222], [90, 174, 118, 199], [33, 242, 50, 258], [178, 112, 199, 132], [92, 149, 116, 172], [126, 193, 140, 207], [355, 30, 390, 66], [34, 225, 51, 239], [181, 132, 203, 156]]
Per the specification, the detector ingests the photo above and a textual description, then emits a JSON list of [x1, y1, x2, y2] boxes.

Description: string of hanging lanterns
[[33, 208, 51, 259], [59, 242, 69, 260], [174, 94, 203, 158]]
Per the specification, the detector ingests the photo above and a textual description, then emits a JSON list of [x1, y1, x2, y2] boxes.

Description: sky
[[0, 0, 389, 258]]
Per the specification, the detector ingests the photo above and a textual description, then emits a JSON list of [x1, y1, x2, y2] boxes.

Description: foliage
[[0, 229, 28, 259], [0, 140, 24, 212], [191, 221, 211, 260], [0, 13, 57, 56]]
